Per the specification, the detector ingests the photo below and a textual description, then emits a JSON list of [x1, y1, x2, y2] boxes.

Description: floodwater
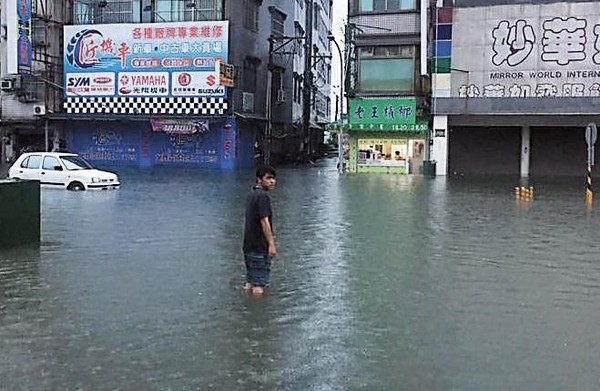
[[2, 161, 600, 390]]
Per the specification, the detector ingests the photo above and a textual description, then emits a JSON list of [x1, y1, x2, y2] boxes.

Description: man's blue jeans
[[244, 252, 272, 287]]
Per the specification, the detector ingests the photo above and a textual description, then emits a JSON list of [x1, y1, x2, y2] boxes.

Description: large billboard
[[63, 21, 228, 99], [450, 2, 600, 98], [6, 0, 33, 75]]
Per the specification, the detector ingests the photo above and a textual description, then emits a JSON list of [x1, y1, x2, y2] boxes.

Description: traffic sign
[[586, 123, 597, 166], [586, 123, 597, 146]]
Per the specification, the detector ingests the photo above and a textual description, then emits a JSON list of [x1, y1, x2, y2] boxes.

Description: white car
[[8, 152, 120, 191]]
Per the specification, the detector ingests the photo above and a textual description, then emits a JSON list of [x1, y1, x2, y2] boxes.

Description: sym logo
[[206, 75, 216, 87], [67, 77, 91, 87], [178, 73, 191, 86]]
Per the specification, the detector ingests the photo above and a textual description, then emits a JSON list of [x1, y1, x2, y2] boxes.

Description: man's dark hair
[[256, 164, 276, 179]]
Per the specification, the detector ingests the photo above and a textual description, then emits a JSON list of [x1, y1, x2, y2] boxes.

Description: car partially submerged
[[8, 152, 120, 191]]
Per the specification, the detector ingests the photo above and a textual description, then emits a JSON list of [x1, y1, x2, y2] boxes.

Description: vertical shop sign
[[6, 0, 33, 74], [345, 23, 358, 97], [223, 124, 233, 161]]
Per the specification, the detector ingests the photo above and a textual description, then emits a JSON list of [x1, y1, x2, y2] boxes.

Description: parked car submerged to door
[[8, 152, 120, 191]]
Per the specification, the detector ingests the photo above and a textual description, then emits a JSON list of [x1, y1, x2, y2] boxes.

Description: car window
[[20, 156, 30, 168], [42, 156, 61, 170], [26, 155, 42, 169], [60, 156, 93, 170]]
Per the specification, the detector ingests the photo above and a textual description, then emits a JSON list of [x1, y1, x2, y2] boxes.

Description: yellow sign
[[219, 62, 235, 87]]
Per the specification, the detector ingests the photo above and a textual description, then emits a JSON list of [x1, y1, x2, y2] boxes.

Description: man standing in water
[[243, 165, 277, 296]]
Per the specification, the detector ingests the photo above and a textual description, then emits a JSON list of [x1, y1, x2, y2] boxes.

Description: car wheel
[[68, 182, 85, 191]]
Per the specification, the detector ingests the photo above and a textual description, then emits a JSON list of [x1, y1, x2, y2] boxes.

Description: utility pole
[[302, 0, 314, 162], [266, 38, 274, 165]]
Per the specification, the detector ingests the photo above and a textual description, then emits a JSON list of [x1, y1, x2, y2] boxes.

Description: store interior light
[[143, 5, 152, 11], [186, 2, 196, 8], [98, 0, 108, 8]]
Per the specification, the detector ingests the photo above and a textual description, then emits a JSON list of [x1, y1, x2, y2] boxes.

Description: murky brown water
[[2, 163, 600, 390]]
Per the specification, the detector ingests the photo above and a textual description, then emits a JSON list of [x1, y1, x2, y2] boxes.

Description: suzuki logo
[[206, 75, 216, 87]]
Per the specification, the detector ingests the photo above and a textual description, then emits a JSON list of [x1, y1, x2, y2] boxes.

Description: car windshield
[[60, 156, 94, 170]]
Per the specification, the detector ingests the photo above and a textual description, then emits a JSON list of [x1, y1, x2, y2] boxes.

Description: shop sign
[[219, 62, 235, 87], [349, 98, 416, 129], [345, 24, 358, 97], [347, 123, 427, 132], [6, 0, 33, 74], [151, 119, 209, 135], [63, 21, 228, 98], [452, 4, 600, 98]]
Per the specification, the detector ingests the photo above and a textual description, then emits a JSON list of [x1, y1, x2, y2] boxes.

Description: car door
[[41, 155, 65, 187], [15, 154, 43, 181]]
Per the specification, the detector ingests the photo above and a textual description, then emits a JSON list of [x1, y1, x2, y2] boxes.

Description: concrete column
[[520, 125, 531, 177], [52, 128, 60, 152], [432, 115, 449, 176]]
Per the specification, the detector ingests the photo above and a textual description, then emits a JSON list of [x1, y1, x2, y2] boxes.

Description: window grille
[[245, 0, 259, 31], [271, 9, 286, 38]]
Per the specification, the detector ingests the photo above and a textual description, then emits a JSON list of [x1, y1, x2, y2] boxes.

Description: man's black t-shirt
[[243, 187, 273, 254]]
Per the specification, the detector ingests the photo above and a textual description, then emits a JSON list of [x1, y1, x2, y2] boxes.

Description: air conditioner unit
[[242, 92, 255, 113], [1, 80, 14, 90], [33, 104, 46, 116], [276, 89, 286, 103]]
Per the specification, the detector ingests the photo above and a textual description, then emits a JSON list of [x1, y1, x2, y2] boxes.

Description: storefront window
[[356, 138, 425, 173], [358, 139, 408, 167]]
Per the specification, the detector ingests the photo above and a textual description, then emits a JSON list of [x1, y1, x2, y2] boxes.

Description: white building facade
[[431, 0, 600, 176]]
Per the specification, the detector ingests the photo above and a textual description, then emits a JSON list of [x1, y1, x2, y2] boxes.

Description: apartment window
[[245, 0, 259, 31], [352, 0, 416, 12], [155, 0, 222, 22], [270, 9, 286, 37], [243, 58, 259, 93], [73, 0, 135, 24], [358, 45, 418, 92], [100, 1, 134, 23]]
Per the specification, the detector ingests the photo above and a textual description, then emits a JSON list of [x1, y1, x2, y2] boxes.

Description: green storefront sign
[[349, 98, 416, 130]]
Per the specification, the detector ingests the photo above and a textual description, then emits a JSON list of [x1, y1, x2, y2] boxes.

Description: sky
[[329, 1, 348, 121]]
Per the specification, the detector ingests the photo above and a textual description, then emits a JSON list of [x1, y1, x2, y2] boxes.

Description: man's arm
[[260, 216, 277, 257]]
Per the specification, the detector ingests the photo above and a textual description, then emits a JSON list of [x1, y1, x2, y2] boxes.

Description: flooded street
[[2, 161, 600, 390]]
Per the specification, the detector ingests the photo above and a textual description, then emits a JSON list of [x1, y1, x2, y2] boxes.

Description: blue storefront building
[[65, 116, 254, 170]]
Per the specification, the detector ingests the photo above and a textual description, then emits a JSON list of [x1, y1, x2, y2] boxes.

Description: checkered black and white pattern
[[64, 97, 227, 115]]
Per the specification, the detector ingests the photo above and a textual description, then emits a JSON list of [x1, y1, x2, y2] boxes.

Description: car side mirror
[[54, 166, 63, 171]]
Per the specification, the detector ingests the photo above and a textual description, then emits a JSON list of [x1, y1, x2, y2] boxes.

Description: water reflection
[[2, 165, 600, 389]]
